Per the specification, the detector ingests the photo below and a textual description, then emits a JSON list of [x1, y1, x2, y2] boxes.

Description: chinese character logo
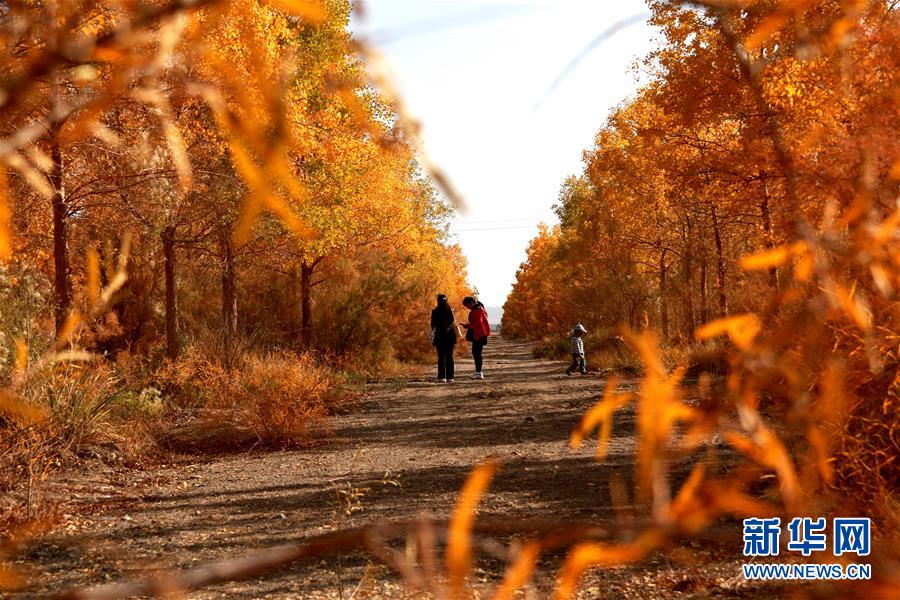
[[834, 518, 871, 557], [743, 517, 781, 557], [787, 517, 827, 556]]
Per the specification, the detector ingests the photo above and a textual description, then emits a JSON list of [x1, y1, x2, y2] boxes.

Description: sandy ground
[[11, 337, 794, 599]]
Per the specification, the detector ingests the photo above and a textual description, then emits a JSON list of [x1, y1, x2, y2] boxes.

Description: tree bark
[[760, 182, 779, 291], [299, 260, 314, 347], [658, 248, 669, 341], [219, 226, 238, 347], [710, 203, 728, 317], [162, 225, 179, 360], [49, 125, 71, 335], [682, 219, 695, 340], [699, 254, 709, 324]]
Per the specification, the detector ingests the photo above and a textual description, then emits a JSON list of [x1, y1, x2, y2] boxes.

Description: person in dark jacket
[[430, 294, 458, 383], [566, 323, 588, 375], [462, 296, 491, 380]]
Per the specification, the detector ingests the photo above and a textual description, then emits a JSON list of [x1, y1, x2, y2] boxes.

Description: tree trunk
[[162, 225, 179, 360], [682, 220, 695, 340], [219, 226, 238, 346], [300, 260, 314, 347], [289, 266, 299, 342], [658, 248, 669, 340], [760, 183, 779, 291], [699, 254, 709, 324], [49, 126, 71, 335], [710, 204, 728, 317]]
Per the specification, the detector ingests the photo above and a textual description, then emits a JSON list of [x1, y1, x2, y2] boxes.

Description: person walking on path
[[462, 296, 491, 379], [566, 323, 588, 375], [430, 294, 458, 383]]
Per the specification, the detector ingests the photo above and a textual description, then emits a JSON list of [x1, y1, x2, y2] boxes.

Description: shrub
[[532, 335, 569, 360], [157, 347, 347, 450], [533, 334, 641, 374], [1, 361, 154, 532], [18, 365, 124, 456], [682, 341, 730, 377]]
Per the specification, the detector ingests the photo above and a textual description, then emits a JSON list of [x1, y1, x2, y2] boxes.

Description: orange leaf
[[840, 192, 869, 226], [809, 363, 846, 486], [56, 311, 82, 348], [889, 158, 900, 180], [827, 17, 853, 47], [86, 247, 100, 305], [553, 530, 663, 600], [0, 390, 47, 425], [740, 245, 790, 271], [695, 314, 761, 350], [267, 0, 327, 22], [623, 329, 665, 377], [447, 461, 499, 599], [833, 283, 872, 331], [4, 153, 52, 199], [871, 209, 900, 244], [570, 377, 632, 460], [669, 463, 708, 532], [50, 350, 94, 364], [492, 541, 540, 600], [740, 241, 806, 272], [724, 431, 800, 508], [745, 13, 789, 51], [263, 191, 312, 240], [0, 560, 22, 591], [0, 168, 10, 261], [795, 252, 815, 281], [13, 338, 27, 375], [870, 264, 893, 296], [623, 329, 694, 502], [708, 483, 780, 518]]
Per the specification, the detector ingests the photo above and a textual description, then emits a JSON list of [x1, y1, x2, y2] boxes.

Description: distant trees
[[503, 0, 899, 345], [0, 0, 470, 372]]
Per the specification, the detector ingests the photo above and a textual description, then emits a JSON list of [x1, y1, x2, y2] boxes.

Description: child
[[566, 323, 588, 375]]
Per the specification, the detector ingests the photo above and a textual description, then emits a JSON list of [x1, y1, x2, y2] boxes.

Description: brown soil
[[11, 338, 790, 598]]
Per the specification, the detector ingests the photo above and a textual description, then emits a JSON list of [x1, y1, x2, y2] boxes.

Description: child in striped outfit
[[566, 323, 588, 375]]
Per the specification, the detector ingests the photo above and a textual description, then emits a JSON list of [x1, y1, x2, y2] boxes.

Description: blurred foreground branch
[[55, 516, 635, 599]]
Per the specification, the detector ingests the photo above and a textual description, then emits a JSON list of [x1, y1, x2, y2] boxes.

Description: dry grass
[[0, 344, 351, 537], [830, 313, 900, 530], [0, 361, 157, 536], [156, 347, 349, 452], [531, 334, 728, 377]]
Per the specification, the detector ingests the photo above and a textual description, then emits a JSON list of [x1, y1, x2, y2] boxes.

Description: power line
[[533, 11, 650, 110], [455, 217, 547, 222], [365, 4, 546, 46], [450, 225, 546, 233]]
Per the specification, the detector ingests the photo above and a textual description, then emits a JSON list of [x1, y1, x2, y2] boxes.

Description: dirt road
[[15, 337, 760, 598]]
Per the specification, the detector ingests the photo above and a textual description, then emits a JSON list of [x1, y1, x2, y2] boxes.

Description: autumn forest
[[1, 0, 899, 598]]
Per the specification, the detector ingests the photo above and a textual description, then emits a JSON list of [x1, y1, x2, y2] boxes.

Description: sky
[[351, 1, 659, 307]]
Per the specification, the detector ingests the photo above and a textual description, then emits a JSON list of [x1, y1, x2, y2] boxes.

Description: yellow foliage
[[0, 390, 47, 426], [491, 541, 540, 600], [553, 530, 663, 600], [695, 314, 762, 350], [724, 429, 801, 509], [446, 461, 499, 599], [739, 241, 807, 271], [570, 377, 632, 460], [0, 168, 9, 261], [86, 247, 100, 305], [266, 0, 327, 22]]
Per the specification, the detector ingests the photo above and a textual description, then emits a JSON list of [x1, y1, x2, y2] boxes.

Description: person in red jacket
[[462, 296, 491, 379]]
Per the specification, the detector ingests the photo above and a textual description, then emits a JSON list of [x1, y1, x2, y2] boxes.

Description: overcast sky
[[352, 0, 658, 306]]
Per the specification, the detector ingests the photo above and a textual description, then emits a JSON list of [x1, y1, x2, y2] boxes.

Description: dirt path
[[14, 337, 761, 599]]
